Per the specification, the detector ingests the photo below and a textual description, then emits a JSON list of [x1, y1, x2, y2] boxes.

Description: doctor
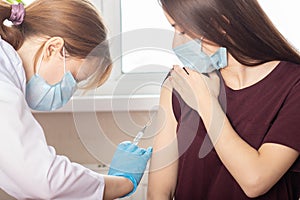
[[0, 0, 152, 199]]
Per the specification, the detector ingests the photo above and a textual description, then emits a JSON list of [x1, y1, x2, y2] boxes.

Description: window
[[121, 0, 179, 73], [89, 0, 176, 100], [258, 0, 300, 51]]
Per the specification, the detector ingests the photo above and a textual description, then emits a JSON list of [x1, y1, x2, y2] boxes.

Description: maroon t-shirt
[[172, 61, 300, 200]]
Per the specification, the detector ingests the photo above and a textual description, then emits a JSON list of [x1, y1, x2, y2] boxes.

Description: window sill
[[33, 95, 160, 113]]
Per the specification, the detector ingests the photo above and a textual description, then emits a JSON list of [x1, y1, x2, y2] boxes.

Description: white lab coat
[[0, 37, 105, 199]]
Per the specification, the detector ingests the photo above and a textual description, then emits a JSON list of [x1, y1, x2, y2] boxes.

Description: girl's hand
[[168, 65, 221, 117], [167, 65, 226, 149]]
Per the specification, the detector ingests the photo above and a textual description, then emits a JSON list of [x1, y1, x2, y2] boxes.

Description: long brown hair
[[160, 0, 300, 66], [0, 0, 112, 89]]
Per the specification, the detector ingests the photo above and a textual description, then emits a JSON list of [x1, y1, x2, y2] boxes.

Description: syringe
[[133, 126, 147, 145], [132, 112, 155, 145]]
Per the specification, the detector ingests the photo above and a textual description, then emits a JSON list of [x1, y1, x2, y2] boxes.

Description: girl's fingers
[[173, 65, 190, 77]]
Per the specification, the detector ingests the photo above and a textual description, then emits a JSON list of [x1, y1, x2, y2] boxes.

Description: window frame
[[94, 0, 171, 95], [59, 0, 166, 112]]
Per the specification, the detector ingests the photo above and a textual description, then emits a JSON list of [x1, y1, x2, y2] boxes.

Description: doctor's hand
[[108, 141, 153, 197]]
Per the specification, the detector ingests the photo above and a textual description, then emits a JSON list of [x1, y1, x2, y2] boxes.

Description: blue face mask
[[173, 39, 228, 73], [25, 48, 77, 111]]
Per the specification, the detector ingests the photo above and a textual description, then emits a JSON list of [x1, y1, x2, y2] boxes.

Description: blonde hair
[[0, 0, 112, 89]]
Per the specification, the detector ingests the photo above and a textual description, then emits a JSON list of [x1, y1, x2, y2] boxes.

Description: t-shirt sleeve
[[263, 81, 300, 172]]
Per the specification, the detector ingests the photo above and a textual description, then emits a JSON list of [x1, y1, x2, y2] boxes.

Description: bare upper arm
[[147, 84, 179, 200]]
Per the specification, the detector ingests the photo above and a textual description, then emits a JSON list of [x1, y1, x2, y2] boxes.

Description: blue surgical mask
[[173, 39, 228, 73], [25, 48, 77, 111]]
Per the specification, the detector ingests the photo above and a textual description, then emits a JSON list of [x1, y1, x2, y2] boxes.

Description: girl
[[148, 0, 300, 199]]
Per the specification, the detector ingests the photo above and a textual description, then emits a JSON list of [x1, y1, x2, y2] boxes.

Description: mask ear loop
[[200, 36, 205, 51], [35, 51, 45, 75], [62, 47, 66, 74]]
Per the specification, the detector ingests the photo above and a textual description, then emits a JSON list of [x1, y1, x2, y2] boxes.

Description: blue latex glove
[[108, 141, 153, 197]]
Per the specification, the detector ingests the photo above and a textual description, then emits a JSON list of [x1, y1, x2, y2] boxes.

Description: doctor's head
[[160, 0, 300, 66], [0, 0, 112, 111]]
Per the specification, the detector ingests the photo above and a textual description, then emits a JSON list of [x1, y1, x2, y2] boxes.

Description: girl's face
[[164, 11, 222, 56]]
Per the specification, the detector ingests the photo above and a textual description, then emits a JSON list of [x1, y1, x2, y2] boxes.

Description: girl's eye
[[171, 24, 185, 35]]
